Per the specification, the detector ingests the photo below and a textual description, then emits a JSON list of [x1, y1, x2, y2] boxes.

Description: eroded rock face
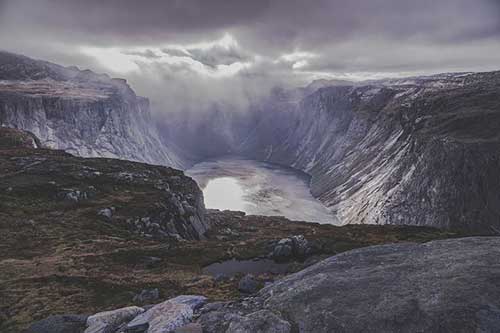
[[0, 51, 185, 168], [198, 237, 500, 333]]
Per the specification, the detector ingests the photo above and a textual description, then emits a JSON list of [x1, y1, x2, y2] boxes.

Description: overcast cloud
[[0, 0, 499, 114]]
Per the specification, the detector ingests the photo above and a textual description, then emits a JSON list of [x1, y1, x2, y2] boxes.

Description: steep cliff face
[[0, 51, 185, 168], [239, 72, 500, 233]]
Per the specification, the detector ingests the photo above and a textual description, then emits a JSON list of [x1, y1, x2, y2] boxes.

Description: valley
[[1, 51, 500, 332]]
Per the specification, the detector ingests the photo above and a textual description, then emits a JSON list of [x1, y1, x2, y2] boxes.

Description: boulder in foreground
[[199, 237, 500, 332]]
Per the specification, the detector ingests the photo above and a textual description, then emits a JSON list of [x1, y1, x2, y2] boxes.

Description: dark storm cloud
[[2, 0, 498, 48]]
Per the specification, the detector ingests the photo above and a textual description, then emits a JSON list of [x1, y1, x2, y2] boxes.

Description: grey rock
[[199, 302, 228, 314], [85, 306, 144, 333], [174, 323, 203, 333], [290, 235, 309, 256], [126, 302, 192, 333], [62, 189, 87, 203], [133, 288, 160, 304], [271, 239, 293, 259], [252, 237, 500, 332], [169, 295, 207, 311], [226, 310, 291, 333], [126, 295, 207, 333], [98, 207, 114, 220], [196, 311, 241, 333], [238, 275, 260, 294], [25, 314, 88, 333], [142, 256, 161, 269], [271, 236, 310, 260]]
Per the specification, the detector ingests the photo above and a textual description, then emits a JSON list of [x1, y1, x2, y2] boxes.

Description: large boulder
[[126, 295, 207, 333], [270, 235, 310, 260], [263, 237, 500, 332], [201, 237, 500, 332], [85, 306, 144, 333]]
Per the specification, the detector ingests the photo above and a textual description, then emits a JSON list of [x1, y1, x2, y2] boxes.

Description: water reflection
[[203, 177, 246, 211], [186, 157, 339, 225]]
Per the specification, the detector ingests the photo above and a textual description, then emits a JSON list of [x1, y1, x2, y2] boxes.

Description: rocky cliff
[[233, 72, 500, 233], [0, 51, 184, 168]]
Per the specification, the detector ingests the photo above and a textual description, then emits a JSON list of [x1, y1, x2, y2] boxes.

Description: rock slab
[[200, 237, 500, 333]]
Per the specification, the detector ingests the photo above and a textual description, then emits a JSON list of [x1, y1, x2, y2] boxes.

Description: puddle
[[202, 258, 292, 277]]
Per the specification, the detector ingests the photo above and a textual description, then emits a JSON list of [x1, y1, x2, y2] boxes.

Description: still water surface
[[186, 157, 339, 224]]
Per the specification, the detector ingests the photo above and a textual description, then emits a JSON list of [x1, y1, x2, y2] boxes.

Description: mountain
[[3, 51, 500, 234], [163, 71, 500, 234], [0, 51, 185, 168], [238, 71, 500, 233]]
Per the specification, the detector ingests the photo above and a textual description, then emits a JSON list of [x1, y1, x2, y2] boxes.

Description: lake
[[186, 157, 339, 224]]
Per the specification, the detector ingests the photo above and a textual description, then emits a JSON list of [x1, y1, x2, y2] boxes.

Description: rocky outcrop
[[85, 306, 144, 333], [0, 127, 207, 240], [197, 237, 500, 332], [0, 126, 41, 149], [125, 295, 207, 333], [0, 51, 184, 168]]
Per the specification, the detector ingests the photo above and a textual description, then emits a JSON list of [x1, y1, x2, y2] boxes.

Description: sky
[[1, 0, 499, 113]]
